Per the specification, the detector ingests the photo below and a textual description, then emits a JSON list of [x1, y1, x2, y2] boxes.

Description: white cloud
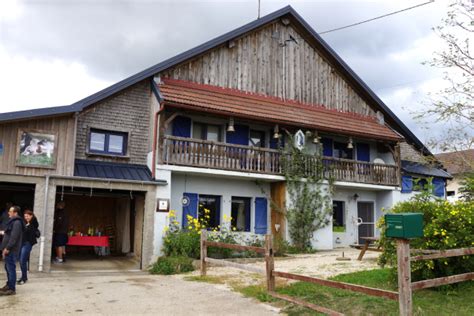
[[0, 48, 111, 112]]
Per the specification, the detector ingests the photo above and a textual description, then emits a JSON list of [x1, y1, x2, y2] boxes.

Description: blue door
[[182, 193, 198, 229], [254, 197, 268, 234]]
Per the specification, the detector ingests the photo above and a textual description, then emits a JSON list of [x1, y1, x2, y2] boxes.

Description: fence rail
[[162, 135, 399, 186]]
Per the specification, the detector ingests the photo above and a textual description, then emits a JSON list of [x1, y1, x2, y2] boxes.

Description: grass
[[188, 268, 474, 315], [18, 154, 53, 166]]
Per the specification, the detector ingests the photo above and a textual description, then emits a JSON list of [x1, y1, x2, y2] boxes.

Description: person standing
[[0, 202, 13, 243], [53, 201, 68, 264], [18, 209, 39, 285], [0, 205, 24, 296]]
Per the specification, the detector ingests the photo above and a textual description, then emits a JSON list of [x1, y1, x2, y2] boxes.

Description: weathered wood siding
[[0, 115, 76, 176], [161, 22, 375, 116]]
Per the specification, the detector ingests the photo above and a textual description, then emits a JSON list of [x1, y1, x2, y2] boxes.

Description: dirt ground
[[0, 272, 279, 315], [0, 248, 378, 315], [184, 248, 380, 286]]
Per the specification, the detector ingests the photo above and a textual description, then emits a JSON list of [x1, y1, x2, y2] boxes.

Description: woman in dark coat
[[18, 209, 39, 284]]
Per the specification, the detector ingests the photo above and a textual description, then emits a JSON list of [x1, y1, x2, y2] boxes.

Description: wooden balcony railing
[[161, 135, 399, 186]]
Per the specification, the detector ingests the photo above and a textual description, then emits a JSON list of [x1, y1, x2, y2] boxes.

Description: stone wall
[[400, 141, 427, 163]]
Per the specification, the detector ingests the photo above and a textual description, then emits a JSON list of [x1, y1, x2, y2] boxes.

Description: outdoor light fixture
[[273, 124, 280, 139], [227, 117, 235, 132], [312, 130, 320, 144], [353, 193, 359, 201], [347, 137, 353, 149]]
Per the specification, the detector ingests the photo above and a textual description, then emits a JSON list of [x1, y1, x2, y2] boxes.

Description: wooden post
[[396, 239, 412, 316], [200, 229, 207, 277], [265, 234, 275, 292]]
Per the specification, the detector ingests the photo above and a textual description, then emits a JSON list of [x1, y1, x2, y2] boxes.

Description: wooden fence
[[200, 231, 474, 316], [397, 240, 474, 316], [200, 231, 398, 315]]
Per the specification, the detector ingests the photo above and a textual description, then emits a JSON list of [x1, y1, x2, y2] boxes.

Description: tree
[[416, 0, 473, 157]]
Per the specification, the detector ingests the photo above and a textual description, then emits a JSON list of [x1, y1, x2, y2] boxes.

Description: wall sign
[[16, 129, 58, 169], [156, 199, 170, 212], [0, 143, 3, 156], [294, 130, 305, 150]]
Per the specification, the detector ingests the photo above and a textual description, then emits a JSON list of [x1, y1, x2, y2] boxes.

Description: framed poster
[[17, 129, 57, 168]]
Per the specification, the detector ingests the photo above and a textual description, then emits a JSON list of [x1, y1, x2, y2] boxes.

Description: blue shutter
[[254, 197, 268, 234], [226, 125, 249, 145], [321, 137, 333, 157], [356, 143, 370, 162], [182, 193, 198, 229], [401, 175, 413, 193], [172, 116, 191, 138], [432, 178, 445, 197]]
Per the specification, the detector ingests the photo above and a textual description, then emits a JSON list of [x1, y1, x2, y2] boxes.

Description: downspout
[[151, 78, 165, 179], [38, 174, 49, 272]]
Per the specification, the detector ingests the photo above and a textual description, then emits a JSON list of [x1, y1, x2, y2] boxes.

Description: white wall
[[153, 169, 172, 258], [170, 173, 271, 234]]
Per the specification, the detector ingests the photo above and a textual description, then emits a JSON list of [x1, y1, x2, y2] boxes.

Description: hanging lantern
[[347, 137, 353, 149], [273, 124, 280, 139], [227, 117, 235, 132]]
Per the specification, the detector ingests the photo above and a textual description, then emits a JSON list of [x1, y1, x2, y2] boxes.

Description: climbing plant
[[280, 133, 334, 251]]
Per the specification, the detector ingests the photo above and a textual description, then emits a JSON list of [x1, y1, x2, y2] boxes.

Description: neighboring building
[[436, 149, 474, 201], [0, 6, 451, 273]]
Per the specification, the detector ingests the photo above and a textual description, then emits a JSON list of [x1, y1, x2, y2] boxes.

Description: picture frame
[[16, 129, 58, 169]]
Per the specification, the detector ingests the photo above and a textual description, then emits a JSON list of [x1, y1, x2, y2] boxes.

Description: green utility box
[[385, 213, 424, 239]]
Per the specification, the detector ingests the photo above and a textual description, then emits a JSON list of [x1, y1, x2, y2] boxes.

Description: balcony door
[[357, 202, 374, 244]]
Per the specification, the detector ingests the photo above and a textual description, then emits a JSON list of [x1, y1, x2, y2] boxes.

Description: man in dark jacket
[[0, 202, 13, 239], [0, 205, 24, 295]]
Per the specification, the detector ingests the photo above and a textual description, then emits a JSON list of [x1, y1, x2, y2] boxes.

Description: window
[[249, 130, 265, 147], [193, 123, 221, 142], [447, 191, 455, 197], [231, 197, 251, 232], [333, 201, 345, 231], [89, 129, 127, 156], [333, 142, 353, 159], [198, 195, 220, 229], [413, 178, 428, 191]]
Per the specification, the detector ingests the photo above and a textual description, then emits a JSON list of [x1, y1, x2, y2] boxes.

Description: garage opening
[[0, 182, 35, 217], [51, 186, 146, 272]]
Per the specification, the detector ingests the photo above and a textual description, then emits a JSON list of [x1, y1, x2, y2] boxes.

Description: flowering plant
[[378, 193, 474, 281]]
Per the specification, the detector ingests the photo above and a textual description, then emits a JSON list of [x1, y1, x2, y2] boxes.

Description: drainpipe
[[38, 174, 50, 272], [151, 77, 165, 180]]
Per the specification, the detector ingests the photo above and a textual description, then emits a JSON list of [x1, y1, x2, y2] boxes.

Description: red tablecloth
[[67, 236, 109, 247]]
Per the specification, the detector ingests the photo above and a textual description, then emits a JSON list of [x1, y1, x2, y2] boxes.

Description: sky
[[0, 0, 456, 150]]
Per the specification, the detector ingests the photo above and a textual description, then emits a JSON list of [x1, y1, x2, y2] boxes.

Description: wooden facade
[[0, 115, 76, 176], [161, 21, 375, 116]]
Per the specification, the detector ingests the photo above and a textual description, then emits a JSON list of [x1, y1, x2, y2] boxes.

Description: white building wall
[[170, 173, 271, 234]]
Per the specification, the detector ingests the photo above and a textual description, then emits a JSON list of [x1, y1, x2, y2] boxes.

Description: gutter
[[48, 174, 167, 186]]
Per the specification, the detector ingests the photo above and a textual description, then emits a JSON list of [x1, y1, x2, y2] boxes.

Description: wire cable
[[319, 0, 435, 35]]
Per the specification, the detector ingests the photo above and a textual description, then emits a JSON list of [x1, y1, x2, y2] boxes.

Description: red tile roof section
[[159, 78, 403, 141]]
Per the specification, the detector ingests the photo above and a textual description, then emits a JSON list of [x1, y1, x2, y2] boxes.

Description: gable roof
[[0, 5, 430, 155], [435, 149, 474, 175], [160, 78, 402, 141]]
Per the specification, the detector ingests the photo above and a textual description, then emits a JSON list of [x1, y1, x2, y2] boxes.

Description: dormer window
[[89, 129, 128, 156]]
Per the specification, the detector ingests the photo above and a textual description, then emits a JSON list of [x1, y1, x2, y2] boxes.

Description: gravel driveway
[[0, 272, 279, 315]]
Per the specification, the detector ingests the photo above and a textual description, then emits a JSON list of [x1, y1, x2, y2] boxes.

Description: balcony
[[161, 135, 400, 186]]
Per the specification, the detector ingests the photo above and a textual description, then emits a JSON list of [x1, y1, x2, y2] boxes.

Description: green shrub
[[163, 231, 200, 259], [150, 256, 195, 275], [378, 194, 474, 281]]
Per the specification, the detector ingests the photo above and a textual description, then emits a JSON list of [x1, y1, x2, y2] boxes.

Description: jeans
[[20, 242, 33, 281], [4, 252, 17, 291]]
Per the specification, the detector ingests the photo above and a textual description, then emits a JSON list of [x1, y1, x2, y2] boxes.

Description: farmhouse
[[0, 6, 450, 272]]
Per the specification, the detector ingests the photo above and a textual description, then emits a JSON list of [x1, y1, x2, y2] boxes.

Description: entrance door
[[357, 202, 374, 244]]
